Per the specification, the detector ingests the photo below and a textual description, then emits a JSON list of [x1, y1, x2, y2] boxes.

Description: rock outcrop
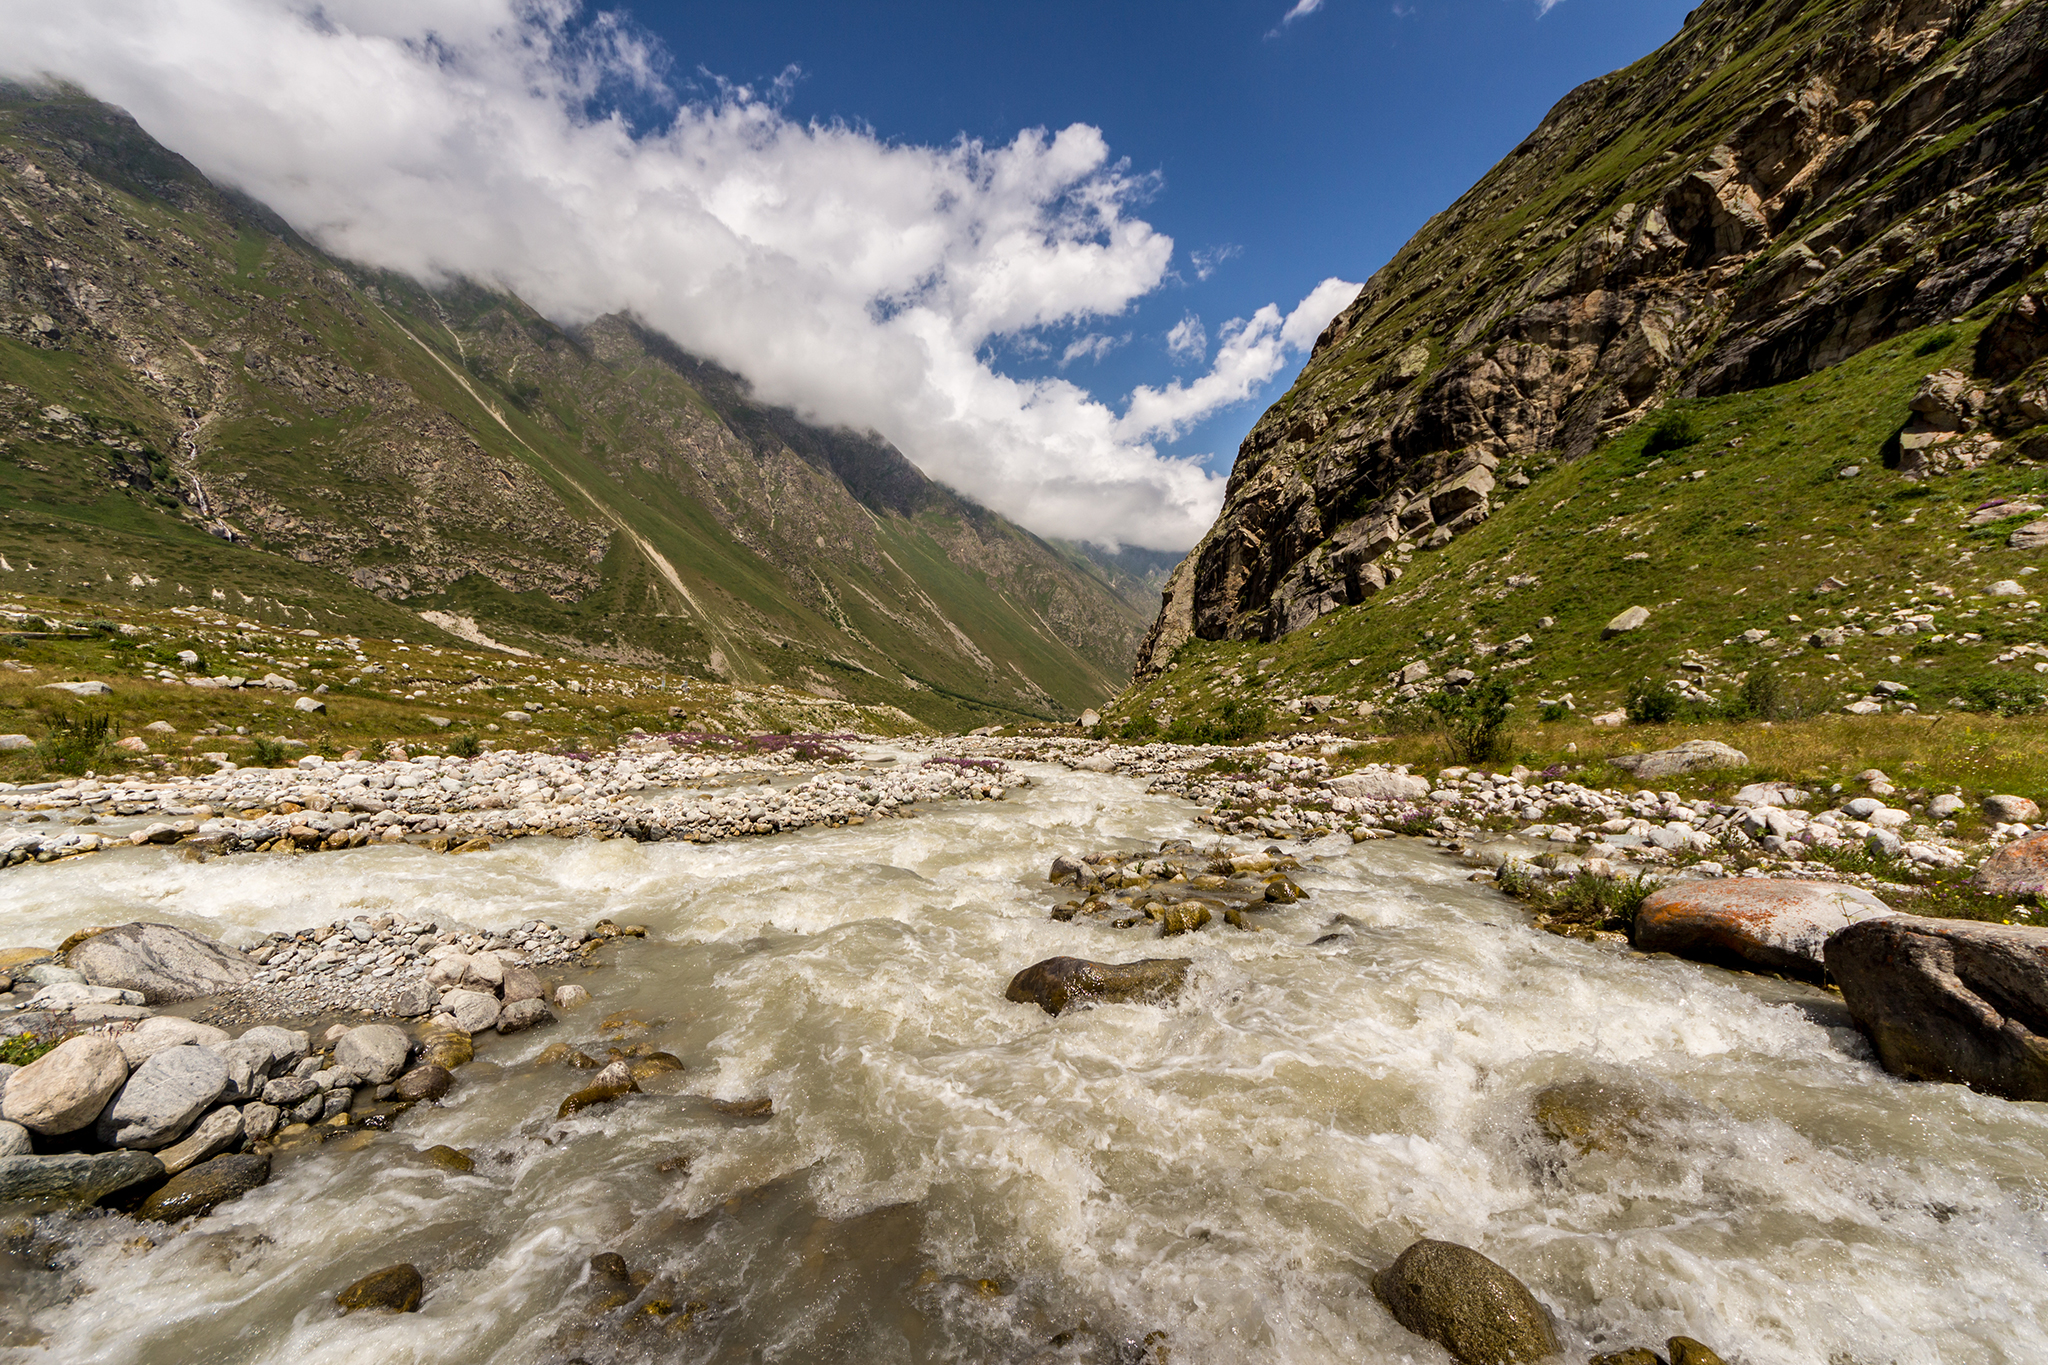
[[1825, 914, 2048, 1100], [1139, 0, 2048, 668], [1632, 879, 1895, 980], [67, 922, 257, 1003], [1974, 829, 2048, 897]]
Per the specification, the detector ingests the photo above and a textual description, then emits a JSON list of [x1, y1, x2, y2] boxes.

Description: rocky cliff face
[[0, 86, 1152, 727], [1140, 0, 2048, 673]]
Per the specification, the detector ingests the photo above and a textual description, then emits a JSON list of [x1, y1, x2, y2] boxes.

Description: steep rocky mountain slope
[[0, 85, 1156, 730], [1138, 0, 2048, 680]]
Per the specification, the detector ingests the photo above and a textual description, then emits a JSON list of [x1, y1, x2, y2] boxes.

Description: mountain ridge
[[0, 82, 1163, 729]]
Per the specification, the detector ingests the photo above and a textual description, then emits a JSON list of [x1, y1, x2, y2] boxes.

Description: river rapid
[[4, 755, 2046, 1364]]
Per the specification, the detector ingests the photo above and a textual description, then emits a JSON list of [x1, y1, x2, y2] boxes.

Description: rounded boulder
[[1, 1034, 128, 1135], [1633, 879, 1895, 981], [1372, 1238, 1559, 1365], [333, 1024, 411, 1084], [96, 1044, 230, 1149]]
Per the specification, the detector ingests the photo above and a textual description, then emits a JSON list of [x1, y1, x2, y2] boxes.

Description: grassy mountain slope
[[0, 85, 1148, 730], [1139, 0, 2047, 674]]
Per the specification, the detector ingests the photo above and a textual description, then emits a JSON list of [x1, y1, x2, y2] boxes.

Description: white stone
[[1, 1035, 128, 1135]]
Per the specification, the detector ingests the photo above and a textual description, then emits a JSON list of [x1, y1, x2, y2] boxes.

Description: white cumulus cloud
[[1119, 279, 1358, 443], [1280, 0, 1328, 23], [1165, 314, 1208, 365], [0, 0, 1349, 550]]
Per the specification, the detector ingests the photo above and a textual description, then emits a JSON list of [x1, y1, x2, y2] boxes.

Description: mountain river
[[2, 754, 2045, 1364]]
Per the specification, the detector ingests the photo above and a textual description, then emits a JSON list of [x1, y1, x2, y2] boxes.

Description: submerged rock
[[1372, 1238, 1559, 1365], [418, 1025, 474, 1071], [1633, 880, 1895, 981], [1825, 914, 2048, 1100], [1004, 957, 1193, 1015], [559, 1061, 640, 1118], [1667, 1339, 1728, 1365], [0, 1150, 164, 1206], [422, 1144, 474, 1173], [336, 1263, 425, 1313], [66, 922, 257, 1003], [140, 1151, 270, 1222], [1, 1034, 128, 1135], [1530, 1077, 1698, 1155]]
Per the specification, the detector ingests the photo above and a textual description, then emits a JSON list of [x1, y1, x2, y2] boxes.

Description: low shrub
[[1168, 699, 1269, 746], [247, 735, 293, 768], [448, 733, 483, 758], [1642, 411, 1701, 459], [1424, 675, 1513, 764], [1624, 677, 1680, 725], [36, 711, 111, 776], [1118, 712, 1161, 741]]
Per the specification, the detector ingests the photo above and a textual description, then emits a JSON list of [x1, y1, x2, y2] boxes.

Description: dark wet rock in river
[[393, 1064, 454, 1102], [1633, 880, 1895, 981], [0, 1150, 164, 1206], [559, 1061, 640, 1117], [140, 1151, 270, 1222], [1590, 1351, 1665, 1365], [96, 1044, 230, 1149], [418, 1025, 474, 1071], [1825, 914, 2048, 1101], [1372, 1238, 1559, 1365], [1, 1034, 128, 1135], [66, 922, 257, 1003], [1666, 1339, 1728, 1365], [1004, 957, 1193, 1015], [336, 1263, 425, 1313], [422, 1144, 474, 1172], [1158, 903, 1210, 936]]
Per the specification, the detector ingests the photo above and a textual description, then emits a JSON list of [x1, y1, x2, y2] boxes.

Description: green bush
[[1168, 699, 1269, 746], [36, 712, 111, 775], [1960, 676, 2048, 716], [449, 733, 483, 758], [1118, 712, 1161, 741], [247, 736, 292, 768], [1424, 675, 1514, 764], [1624, 677, 1680, 725], [1538, 701, 1570, 723], [1642, 411, 1701, 459]]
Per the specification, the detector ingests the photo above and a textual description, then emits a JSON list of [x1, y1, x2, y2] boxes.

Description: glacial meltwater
[[4, 755, 2047, 1364]]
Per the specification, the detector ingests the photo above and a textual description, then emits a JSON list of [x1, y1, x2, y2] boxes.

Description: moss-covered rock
[[139, 1151, 269, 1222], [335, 1263, 424, 1313]]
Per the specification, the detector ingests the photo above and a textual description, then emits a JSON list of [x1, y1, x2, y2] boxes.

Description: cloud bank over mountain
[[0, 0, 1357, 549]]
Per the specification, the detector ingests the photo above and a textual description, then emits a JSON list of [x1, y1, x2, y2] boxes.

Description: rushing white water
[[4, 758, 2047, 1364]]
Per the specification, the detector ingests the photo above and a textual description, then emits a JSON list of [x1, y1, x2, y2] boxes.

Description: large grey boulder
[[1, 1034, 128, 1135], [441, 989, 501, 1034], [1372, 1238, 1559, 1364], [1326, 769, 1432, 803], [67, 923, 257, 1003], [0, 1150, 164, 1207], [96, 1044, 230, 1149], [118, 1016, 231, 1069], [237, 1025, 310, 1069], [0, 1119, 30, 1158], [1633, 880, 1895, 981], [1609, 740, 1747, 779], [1825, 915, 2048, 1100], [1602, 606, 1650, 638], [26, 982, 145, 1010], [1004, 957, 1193, 1015], [210, 1038, 274, 1102], [333, 1025, 410, 1084]]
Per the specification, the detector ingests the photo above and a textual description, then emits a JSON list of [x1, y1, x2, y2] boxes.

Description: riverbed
[[4, 756, 2046, 1364]]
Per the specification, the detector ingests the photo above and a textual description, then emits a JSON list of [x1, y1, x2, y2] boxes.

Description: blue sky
[[637, 0, 1697, 478], [5, 0, 1695, 548]]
